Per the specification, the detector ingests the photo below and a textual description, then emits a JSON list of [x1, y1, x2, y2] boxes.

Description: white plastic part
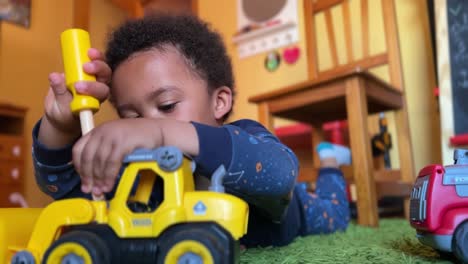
[[79, 110, 95, 135]]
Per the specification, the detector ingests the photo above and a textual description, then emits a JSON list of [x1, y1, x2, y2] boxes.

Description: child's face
[[111, 46, 223, 126]]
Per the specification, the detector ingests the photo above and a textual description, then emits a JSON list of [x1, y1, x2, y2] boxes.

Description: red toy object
[[274, 121, 349, 148], [450, 133, 468, 147], [410, 149, 468, 262], [322, 120, 348, 146], [274, 123, 312, 149]]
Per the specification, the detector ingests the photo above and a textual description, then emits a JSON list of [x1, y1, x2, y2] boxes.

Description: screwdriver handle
[[60, 28, 100, 116]]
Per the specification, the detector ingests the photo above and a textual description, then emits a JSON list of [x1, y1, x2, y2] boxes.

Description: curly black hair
[[105, 13, 235, 120]]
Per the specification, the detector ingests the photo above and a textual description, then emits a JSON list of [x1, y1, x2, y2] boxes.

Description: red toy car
[[410, 149, 468, 263]]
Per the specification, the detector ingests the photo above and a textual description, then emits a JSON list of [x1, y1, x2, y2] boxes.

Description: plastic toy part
[[450, 133, 468, 147], [0, 208, 42, 263], [454, 149, 468, 165], [43, 231, 111, 263], [60, 29, 100, 115], [209, 165, 226, 193], [154, 147, 184, 171], [157, 223, 239, 264], [10, 250, 35, 264], [123, 147, 184, 172]]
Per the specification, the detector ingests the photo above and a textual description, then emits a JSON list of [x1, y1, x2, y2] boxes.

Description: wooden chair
[[248, 0, 415, 227]]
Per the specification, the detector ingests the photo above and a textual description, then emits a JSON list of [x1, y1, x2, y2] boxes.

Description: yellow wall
[[0, 0, 124, 207], [395, 0, 441, 173], [198, 0, 441, 174], [88, 0, 122, 125]]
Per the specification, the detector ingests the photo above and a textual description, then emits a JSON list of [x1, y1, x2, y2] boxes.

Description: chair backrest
[[304, 0, 403, 91]]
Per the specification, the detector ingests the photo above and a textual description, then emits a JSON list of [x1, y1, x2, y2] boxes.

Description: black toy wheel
[[436, 249, 457, 262], [453, 221, 468, 263], [157, 223, 234, 264], [42, 231, 111, 264]]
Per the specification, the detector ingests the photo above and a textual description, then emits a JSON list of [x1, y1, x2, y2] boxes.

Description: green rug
[[240, 218, 453, 264]]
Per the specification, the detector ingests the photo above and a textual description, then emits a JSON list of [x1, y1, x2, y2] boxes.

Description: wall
[[0, 0, 124, 207], [198, 0, 440, 174], [88, 0, 124, 126], [395, 0, 441, 173]]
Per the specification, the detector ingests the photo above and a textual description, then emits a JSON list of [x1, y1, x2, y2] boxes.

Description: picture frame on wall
[[233, 0, 299, 59], [0, 0, 31, 28]]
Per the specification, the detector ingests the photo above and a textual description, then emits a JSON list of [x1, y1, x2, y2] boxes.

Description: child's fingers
[[48, 73, 70, 100], [92, 139, 114, 189], [102, 145, 125, 192], [87, 48, 104, 60], [73, 133, 93, 192], [79, 134, 103, 190], [101, 183, 113, 193], [81, 183, 92, 193], [74, 81, 109, 103], [92, 187, 104, 197], [83, 61, 111, 84]]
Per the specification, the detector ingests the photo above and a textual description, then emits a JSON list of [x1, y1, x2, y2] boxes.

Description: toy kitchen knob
[[11, 145, 21, 157], [10, 167, 19, 180], [9, 192, 28, 208]]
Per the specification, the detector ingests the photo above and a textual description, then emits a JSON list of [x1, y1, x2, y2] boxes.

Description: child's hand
[[43, 48, 111, 138], [72, 118, 163, 196], [73, 118, 199, 197]]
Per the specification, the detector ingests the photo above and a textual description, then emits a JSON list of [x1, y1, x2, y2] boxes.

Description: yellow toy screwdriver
[[60, 28, 103, 200]]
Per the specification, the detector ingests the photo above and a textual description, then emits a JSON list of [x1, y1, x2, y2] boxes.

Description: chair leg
[[257, 102, 274, 132], [395, 103, 416, 219], [311, 125, 325, 169], [345, 77, 379, 227]]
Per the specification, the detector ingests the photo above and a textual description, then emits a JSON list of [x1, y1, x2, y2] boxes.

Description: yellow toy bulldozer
[[0, 146, 249, 264]]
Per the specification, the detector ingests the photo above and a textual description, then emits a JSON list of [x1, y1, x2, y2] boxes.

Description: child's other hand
[[72, 118, 163, 196], [43, 48, 111, 136]]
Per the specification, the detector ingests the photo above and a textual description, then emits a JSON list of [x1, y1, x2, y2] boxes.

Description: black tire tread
[[42, 230, 111, 264]]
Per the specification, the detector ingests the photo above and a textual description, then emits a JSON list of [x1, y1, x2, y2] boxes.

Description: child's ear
[[212, 86, 232, 120]]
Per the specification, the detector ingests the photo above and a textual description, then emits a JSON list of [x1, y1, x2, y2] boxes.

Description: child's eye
[[120, 111, 141, 119], [123, 114, 141, 119], [158, 102, 178, 113]]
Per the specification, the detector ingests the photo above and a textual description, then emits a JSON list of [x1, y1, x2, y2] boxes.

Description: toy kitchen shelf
[[0, 102, 27, 207], [232, 21, 298, 58]]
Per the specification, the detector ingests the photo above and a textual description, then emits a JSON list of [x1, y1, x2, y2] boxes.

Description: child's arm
[[34, 48, 111, 199], [32, 120, 90, 200], [192, 119, 299, 222]]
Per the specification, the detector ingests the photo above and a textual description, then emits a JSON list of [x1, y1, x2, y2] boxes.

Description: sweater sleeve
[[192, 119, 299, 222], [32, 119, 90, 200]]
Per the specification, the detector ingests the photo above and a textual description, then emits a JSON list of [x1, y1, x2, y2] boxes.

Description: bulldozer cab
[[106, 147, 196, 238], [126, 169, 163, 213]]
